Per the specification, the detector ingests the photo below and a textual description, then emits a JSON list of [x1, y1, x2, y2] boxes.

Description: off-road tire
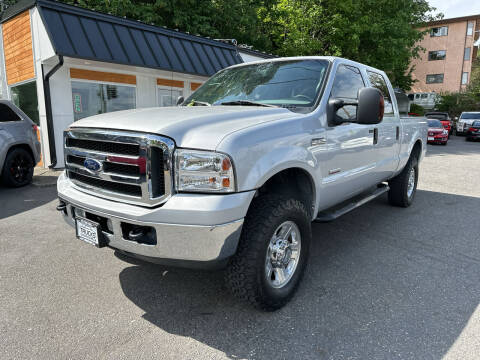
[[1, 147, 34, 187], [225, 194, 311, 311], [388, 154, 418, 207]]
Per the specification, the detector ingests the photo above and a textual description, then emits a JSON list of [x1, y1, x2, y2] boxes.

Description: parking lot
[[1, 136, 479, 360]]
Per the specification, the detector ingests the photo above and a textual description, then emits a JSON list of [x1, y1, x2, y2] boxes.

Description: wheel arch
[[1, 143, 35, 171], [252, 166, 317, 219]]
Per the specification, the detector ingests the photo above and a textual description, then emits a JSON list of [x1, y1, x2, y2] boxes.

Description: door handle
[[370, 128, 378, 144], [396, 126, 400, 140]]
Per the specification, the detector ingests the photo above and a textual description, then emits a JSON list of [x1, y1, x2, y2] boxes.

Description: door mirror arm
[[327, 87, 384, 126], [327, 98, 359, 125]]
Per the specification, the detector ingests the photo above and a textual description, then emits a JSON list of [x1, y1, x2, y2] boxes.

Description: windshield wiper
[[219, 100, 277, 107], [185, 100, 211, 106]]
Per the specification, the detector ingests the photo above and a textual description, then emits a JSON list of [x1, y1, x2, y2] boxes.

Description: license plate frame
[[428, 136, 434, 141], [75, 217, 103, 247]]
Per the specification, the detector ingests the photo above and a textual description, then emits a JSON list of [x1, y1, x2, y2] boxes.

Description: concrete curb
[[32, 168, 63, 187]]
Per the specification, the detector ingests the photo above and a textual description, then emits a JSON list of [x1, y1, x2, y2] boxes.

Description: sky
[[428, 0, 480, 19]]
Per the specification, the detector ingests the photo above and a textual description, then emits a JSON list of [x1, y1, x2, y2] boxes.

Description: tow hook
[[56, 201, 66, 212], [128, 227, 146, 241]]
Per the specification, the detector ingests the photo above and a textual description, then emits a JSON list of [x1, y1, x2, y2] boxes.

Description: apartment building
[[410, 14, 480, 95]]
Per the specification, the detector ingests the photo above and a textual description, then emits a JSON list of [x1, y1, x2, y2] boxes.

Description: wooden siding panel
[[156, 78, 184, 88], [191, 82, 203, 91], [70, 68, 137, 85], [2, 11, 35, 85]]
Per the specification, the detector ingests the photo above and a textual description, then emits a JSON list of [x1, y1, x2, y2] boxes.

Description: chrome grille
[[64, 128, 174, 207]]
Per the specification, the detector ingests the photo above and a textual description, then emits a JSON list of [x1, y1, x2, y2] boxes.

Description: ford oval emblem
[[84, 158, 102, 173]]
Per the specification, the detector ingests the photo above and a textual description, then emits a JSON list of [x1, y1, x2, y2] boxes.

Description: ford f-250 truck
[[57, 57, 427, 310]]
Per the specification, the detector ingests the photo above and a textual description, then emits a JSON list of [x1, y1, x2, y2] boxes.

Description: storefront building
[[0, 0, 271, 168]]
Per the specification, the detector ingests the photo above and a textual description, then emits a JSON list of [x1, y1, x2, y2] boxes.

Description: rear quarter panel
[[397, 116, 428, 174]]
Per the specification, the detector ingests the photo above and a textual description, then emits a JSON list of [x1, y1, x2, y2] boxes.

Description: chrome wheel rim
[[265, 221, 301, 289], [407, 167, 416, 198]]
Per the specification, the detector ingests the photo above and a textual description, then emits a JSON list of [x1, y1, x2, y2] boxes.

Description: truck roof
[[226, 56, 388, 78]]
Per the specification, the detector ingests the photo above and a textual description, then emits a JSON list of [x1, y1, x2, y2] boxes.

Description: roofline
[[0, 0, 36, 23], [423, 14, 480, 26], [1, 0, 239, 51]]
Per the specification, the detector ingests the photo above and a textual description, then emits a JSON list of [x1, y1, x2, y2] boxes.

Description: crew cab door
[[319, 64, 378, 208], [365, 71, 400, 181]]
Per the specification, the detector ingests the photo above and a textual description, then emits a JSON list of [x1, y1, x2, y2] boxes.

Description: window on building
[[428, 50, 446, 61], [421, 94, 428, 99], [467, 22, 474, 36], [464, 47, 471, 61], [330, 65, 365, 122], [367, 71, 394, 115], [462, 72, 468, 85], [71, 81, 136, 121], [426, 74, 444, 84], [0, 103, 21, 122], [430, 26, 448, 37], [10, 81, 39, 125], [157, 87, 183, 107]]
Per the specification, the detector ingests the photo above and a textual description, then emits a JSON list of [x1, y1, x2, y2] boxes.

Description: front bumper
[[57, 173, 255, 267]]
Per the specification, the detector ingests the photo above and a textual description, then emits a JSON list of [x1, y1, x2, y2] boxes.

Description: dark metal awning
[[2, 0, 244, 77]]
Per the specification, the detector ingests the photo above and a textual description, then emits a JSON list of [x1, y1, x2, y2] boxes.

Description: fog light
[[74, 208, 85, 218]]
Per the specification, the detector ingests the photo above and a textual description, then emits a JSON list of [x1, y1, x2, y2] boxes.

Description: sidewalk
[[32, 167, 63, 187]]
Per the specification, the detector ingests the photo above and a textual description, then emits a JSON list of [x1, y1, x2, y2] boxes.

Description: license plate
[[428, 137, 434, 141], [76, 217, 100, 246]]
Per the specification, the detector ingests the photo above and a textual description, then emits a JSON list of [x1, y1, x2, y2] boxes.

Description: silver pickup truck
[[57, 57, 427, 310]]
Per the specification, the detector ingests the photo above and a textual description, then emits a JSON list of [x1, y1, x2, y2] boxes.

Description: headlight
[[174, 149, 235, 193]]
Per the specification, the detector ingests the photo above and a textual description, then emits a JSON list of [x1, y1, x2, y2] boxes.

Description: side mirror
[[327, 87, 384, 125], [356, 87, 384, 124], [176, 96, 184, 106]]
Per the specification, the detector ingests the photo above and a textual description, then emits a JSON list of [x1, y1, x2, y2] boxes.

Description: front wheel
[[388, 155, 418, 207], [225, 194, 311, 311], [1, 147, 34, 187]]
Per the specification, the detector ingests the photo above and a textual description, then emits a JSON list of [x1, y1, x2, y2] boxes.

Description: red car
[[425, 112, 452, 135], [427, 119, 449, 145]]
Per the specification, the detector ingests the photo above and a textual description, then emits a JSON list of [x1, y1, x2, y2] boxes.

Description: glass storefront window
[[158, 87, 183, 107], [71, 81, 136, 121], [10, 81, 39, 125]]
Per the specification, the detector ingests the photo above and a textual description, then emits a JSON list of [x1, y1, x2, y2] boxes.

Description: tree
[[2, 0, 441, 90], [258, 0, 439, 90]]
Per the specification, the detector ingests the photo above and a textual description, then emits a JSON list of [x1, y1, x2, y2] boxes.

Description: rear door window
[[367, 71, 394, 115], [0, 103, 21, 122]]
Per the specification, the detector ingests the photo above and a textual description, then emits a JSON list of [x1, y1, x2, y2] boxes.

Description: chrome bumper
[[59, 199, 243, 264]]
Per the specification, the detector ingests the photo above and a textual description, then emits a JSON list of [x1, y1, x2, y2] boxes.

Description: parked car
[[424, 112, 452, 135], [57, 57, 427, 310], [0, 100, 41, 187], [427, 119, 448, 145], [457, 112, 480, 135], [466, 120, 480, 141]]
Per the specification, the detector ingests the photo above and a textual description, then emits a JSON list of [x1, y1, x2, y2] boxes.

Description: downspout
[[42, 55, 63, 169]]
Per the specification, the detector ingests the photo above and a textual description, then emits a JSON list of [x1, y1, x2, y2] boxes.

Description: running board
[[314, 184, 390, 223]]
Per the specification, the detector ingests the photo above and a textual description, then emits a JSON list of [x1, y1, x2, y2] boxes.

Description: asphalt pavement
[[1, 136, 479, 360]]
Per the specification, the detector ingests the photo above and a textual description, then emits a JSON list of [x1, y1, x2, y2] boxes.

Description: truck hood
[[71, 106, 299, 149]]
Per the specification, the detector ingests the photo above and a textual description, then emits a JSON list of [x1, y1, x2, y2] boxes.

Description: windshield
[[183, 60, 329, 112], [473, 121, 480, 126], [428, 119, 443, 128], [460, 113, 480, 119]]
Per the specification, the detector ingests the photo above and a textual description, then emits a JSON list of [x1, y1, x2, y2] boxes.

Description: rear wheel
[[1, 148, 34, 187], [388, 154, 418, 207], [225, 194, 311, 311]]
